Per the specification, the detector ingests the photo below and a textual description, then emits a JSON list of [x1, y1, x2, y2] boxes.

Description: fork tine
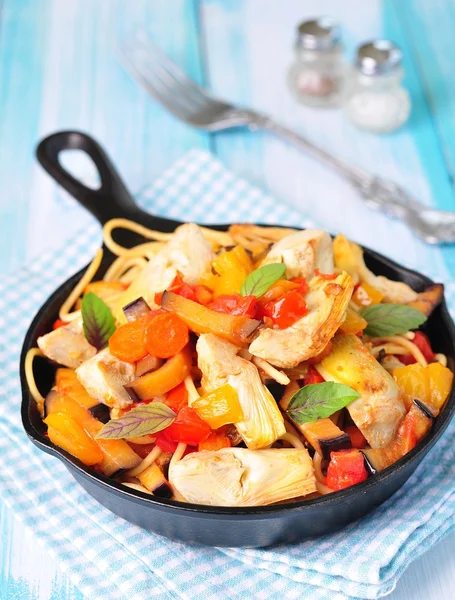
[[121, 39, 211, 118], [119, 49, 192, 122], [132, 31, 212, 107]]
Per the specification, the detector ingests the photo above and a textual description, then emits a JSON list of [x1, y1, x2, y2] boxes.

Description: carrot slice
[[144, 312, 189, 359], [108, 317, 148, 363]]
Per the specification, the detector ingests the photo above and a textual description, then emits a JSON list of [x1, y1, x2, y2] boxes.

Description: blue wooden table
[[1, 1, 454, 598]]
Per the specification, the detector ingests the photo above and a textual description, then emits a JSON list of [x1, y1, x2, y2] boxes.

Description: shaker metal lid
[[356, 40, 403, 75], [297, 17, 341, 51]]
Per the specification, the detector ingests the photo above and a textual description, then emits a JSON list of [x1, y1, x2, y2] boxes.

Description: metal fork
[[120, 31, 455, 244]]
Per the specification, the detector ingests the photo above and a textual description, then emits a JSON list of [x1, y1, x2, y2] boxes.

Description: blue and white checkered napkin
[[0, 150, 454, 600]]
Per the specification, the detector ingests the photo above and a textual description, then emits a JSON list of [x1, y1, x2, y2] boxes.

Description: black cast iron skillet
[[20, 131, 455, 548]]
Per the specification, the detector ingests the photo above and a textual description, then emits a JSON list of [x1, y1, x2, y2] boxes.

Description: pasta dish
[[25, 221, 453, 506]]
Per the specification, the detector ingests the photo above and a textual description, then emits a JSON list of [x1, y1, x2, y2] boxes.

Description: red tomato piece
[[162, 407, 211, 446], [164, 381, 189, 413], [412, 331, 435, 363], [262, 290, 308, 329], [344, 425, 367, 449], [209, 294, 257, 317], [290, 277, 309, 295], [52, 319, 67, 330], [304, 365, 325, 385], [326, 449, 368, 491]]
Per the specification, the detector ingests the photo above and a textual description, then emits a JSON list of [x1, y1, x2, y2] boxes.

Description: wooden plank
[[0, 0, 208, 274]]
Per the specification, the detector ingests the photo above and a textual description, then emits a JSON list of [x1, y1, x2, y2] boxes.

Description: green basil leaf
[[81, 291, 116, 350], [286, 382, 361, 425], [240, 263, 287, 298], [359, 303, 427, 337], [96, 402, 176, 440]]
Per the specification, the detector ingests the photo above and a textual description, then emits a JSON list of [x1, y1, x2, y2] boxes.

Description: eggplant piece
[[137, 462, 173, 498], [361, 452, 377, 477], [297, 418, 351, 459], [413, 398, 437, 420], [135, 354, 163, 377], [122, 297, 151, 322], [88, 403, 111, 424]]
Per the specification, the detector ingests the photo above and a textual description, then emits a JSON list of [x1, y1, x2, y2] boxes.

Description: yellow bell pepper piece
[[393, 362, 453, 413], [200, 246, 253, 296], [339, 306, 368, 334], [192, 384, 244, 429], [352, 282, 384, 307]]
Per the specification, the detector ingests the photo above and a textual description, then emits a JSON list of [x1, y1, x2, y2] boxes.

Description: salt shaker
[[288, 17, 345, 108], [344, 40, 411, 133]]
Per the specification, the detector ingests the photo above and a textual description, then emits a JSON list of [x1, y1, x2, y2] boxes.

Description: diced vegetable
[[339, 307, 368, 335], [135, 354, 163, 377], [260, 290, 308, 329], [297, 418, 351, 459], [125, 346, 192, 400], [345, 425, 367, 449], [162, 407, 211, 445], [412, 332, 435, 362], [163, 381, 189, 413], [407, 284, 443, 316], [198, 431, 232, 451], [363, 402, 433, 471], [88, 403, 111, 424], [393, 362, 453, 412], [352, 282, 384, 307], [108, 316, 148, 363], [209, 294, 257, 317], [304, 366, 324, 385], [317, 334, 405, 449], [55, 368, 98, 409], [326, 449, 368, 490], [201, 246, 253, 296], [122, 297, 151, 322], [45, 392, 141, 475], [169, 447, 316, 506], [52, 319, 67, 330], [44, 412, 104, 466], [427, 362, 453, 410], [161, 291, 260, 347], [192, 384, 244, 429], [307, 341, 333, 365], [137, 462, 173, 498], [144, 312, 189, 358]]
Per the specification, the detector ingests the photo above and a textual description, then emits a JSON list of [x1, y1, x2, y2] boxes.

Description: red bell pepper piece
[[161, 406, 211, 446], [289, 277, 309, 295], [209, 293, 257, 317], [326, 449, 368, 491], [303, 365, 325, 386], [344, 425, 367, 449], [262, 290, 308, 329], [163, 381, 189, 413], [52, 319, 67, 330], [400, 331, 435, 365]]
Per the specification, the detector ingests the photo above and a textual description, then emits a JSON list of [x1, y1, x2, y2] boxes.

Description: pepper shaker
[[344, 40, 411, 133], [288, 17, 345, 108]]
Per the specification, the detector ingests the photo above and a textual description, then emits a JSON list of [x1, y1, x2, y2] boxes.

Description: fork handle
[[257, 117, 370, 186]]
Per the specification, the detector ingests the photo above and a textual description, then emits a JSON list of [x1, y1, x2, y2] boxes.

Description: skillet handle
[[36, 131, 180, 232]]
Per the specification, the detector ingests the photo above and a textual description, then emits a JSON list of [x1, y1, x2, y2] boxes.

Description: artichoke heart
[[333, 234, 417, 304], [196, 334, 285, 449], [114, 223, 214, 322], [249, 271, 354, 368], [259, 228, 334, 279], [169, 448, 316, 506], [316, 334, 406, 448]]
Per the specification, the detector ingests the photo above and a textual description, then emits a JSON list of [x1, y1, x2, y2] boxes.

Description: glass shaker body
[[288, 45, 345, 107], [344, 42, 411, 133]]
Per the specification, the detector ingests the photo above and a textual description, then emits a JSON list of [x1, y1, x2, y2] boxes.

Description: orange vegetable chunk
[[352, 282, 384, 307], [198, 431, 232, 451], [426, 362, 453, 411], [192, 384, 244, 429], [144, 312, 189, 358], [108, 317, 148, 363], [44, 412, 103, 466]]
